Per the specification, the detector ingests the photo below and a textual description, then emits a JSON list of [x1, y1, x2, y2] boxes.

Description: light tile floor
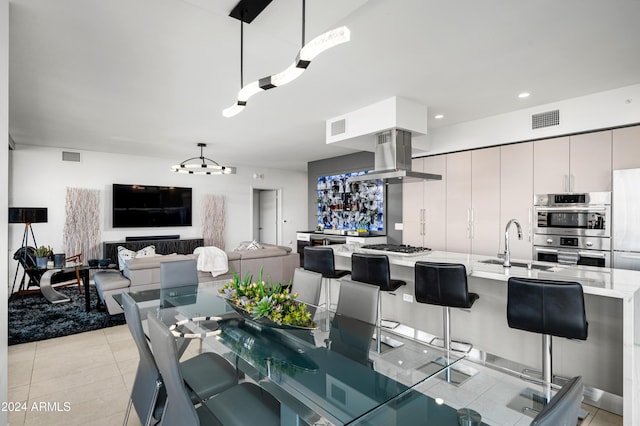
[[7, 326, 623, 426]]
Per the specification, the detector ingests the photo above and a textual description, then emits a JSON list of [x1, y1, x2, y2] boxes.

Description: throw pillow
[[116, 245, 157, 270], [246, 240, 262, 250]]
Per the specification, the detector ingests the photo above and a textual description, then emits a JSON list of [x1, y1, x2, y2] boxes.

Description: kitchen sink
[[478, 258, 552, 271]]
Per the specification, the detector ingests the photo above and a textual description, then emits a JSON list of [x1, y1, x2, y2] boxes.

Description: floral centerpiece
[[218, 268, 316, 329]]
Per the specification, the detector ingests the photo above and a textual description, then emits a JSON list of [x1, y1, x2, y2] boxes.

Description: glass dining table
[[117, 281, 486, 425]]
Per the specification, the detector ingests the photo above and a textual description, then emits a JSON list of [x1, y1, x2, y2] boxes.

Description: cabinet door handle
[[528, 207, 532, 242], [570, 174, 575, 192], [421, 222, 425, 236], [470, 208, 474, 239], [563, 175, 568, 192]]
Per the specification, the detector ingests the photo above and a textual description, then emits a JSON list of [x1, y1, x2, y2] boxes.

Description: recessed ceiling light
[[518, 92, 530, 99], [434, 114, 444, 119]]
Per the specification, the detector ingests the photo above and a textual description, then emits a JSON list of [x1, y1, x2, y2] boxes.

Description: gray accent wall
[[307, 152, 402, 244]]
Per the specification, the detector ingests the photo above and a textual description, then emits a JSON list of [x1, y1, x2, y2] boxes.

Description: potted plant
[[34, 245, 53, 269]]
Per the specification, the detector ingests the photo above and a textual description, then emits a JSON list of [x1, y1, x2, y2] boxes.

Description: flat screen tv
[[112, 184, 192, 228]]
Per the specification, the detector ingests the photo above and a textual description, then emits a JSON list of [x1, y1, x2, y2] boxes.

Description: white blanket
[[194, 246, 229, 277]]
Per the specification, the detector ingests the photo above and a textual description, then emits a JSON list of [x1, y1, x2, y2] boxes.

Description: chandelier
[[223, 0, 351, 118], [171, 143, 235, 175]]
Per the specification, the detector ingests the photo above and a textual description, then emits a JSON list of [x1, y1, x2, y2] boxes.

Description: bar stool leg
[[542, 334, 553, 402], [376, 293, 382, 353], [442, 306, 452, 383], [443, 306, 451, 353]]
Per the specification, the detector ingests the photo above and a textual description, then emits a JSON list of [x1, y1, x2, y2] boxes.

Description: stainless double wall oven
[[533, 192, 611, 267]]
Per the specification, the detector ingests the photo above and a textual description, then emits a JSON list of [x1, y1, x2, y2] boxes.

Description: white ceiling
[[9, 0, 640, 172]]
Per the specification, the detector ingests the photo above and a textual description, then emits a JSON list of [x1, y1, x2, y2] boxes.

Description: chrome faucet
[[504, 219, 523, 267]]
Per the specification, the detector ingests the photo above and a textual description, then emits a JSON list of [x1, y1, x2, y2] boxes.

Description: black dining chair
[[122, 292, 239, 425], [147, 313, 281, 426]]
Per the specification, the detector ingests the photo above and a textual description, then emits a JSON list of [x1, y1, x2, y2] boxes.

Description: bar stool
[[351, 253, 406, 352], [303, 246, 349, 313], [414, 262, 479, 353], [507, 277, 588, 414]]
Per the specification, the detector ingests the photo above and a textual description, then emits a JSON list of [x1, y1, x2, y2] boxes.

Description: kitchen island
[[332, 245, 640, 425]]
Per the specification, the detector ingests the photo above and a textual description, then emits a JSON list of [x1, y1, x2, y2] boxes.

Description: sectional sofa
[[94, 243, 299, 315]]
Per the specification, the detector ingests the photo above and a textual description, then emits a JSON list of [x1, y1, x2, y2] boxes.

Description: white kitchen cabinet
[[534, 131, 612, 194], [402, 157, 425, 247], [613, 125, 640, 170], [570, 130, 612, 192], [422, 155, 447, 250], [500, 142, 534, 260], [471, 147, 501, 256], [446, 151, 472, 253], [533, 136, 570, 194], [402, 155, 446, 250]]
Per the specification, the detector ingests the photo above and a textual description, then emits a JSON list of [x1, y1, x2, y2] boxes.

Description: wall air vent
[[330, 118, 346, 137], [62, 151, 81, 162], [532, 109, 560, 129]]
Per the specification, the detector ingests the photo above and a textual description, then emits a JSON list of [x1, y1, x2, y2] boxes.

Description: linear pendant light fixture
[[171, 143, 236, 175], [222, 0, 351, 118]]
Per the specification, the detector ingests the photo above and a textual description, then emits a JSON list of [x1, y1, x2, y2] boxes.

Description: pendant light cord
[[301, 0, 306, 47], [240, 17, 244, 88]]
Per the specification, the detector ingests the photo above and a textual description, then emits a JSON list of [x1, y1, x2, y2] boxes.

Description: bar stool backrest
[[507, 277, 588, 340], [351, 253, 391, 289], [303, 246, 336, 277], [414, 262, 474, 308]]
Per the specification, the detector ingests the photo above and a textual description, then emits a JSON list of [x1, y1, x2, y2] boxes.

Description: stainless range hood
[[348, 129, 442, 184]]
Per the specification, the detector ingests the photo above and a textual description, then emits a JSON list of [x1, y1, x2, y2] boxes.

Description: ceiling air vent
[[532, 109, 560, 129], [62, 151, 81, 162], [330, 118, 346, 137]]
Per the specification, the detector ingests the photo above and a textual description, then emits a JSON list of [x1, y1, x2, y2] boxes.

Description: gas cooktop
[[359, 244, 432, 256]]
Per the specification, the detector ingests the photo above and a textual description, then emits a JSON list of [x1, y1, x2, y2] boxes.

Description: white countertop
[[333, 244, 640, 301]]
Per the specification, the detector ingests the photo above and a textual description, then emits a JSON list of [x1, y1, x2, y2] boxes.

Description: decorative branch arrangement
[[63, 188, 100, 261], [202, 194, 225, 248]]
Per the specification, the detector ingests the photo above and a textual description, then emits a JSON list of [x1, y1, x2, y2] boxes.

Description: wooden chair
[[62, 253, 83, 294]]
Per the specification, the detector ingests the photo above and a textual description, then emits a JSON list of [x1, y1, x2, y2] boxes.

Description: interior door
[[258, 190, 277, 245]]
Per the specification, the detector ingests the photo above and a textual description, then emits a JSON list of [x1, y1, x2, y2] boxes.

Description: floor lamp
[[9, 207, 48, 298]]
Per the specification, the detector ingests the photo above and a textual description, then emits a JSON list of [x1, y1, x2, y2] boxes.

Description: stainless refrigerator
[[613, 168, 640, 270]]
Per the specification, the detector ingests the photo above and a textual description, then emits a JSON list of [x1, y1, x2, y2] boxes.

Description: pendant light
[[223, 0, 350, 117], [171, 143, 236, 175]]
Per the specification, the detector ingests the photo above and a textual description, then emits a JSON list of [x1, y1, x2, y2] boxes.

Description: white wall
[[1, 0, 9, 421], [426, 83, 640, 154], [7, 146, 307, 285]]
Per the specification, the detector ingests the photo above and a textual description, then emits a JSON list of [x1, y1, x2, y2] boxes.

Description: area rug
[[8, 286, 125, 346]]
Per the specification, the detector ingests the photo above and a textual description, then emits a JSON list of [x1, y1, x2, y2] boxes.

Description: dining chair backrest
[[121, 292, 165, 425], [531, 376, 584, 426], [160, 259, 198, 289], [335, 279, 379, 325], [291, 268, 323, 315], [147, 313, 201, 426]]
